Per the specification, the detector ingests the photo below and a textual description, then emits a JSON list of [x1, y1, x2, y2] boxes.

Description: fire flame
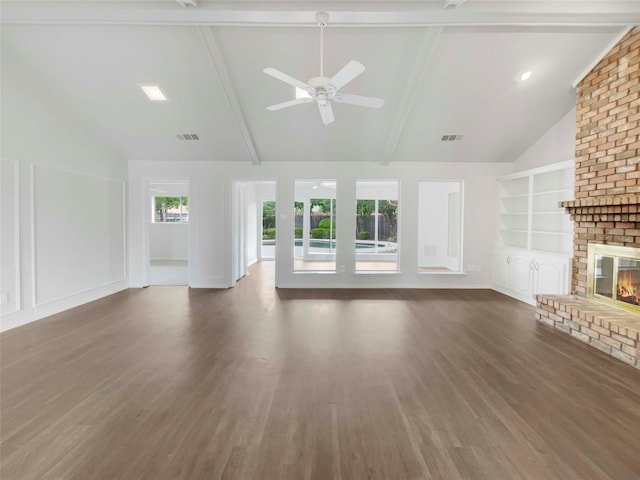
[[617, 270, 640, 305]]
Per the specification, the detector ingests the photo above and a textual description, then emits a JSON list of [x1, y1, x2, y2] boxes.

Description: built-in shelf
[[494, 161, 574, 304], [497, 160, 574, 255], [533, 189, 571, 195]]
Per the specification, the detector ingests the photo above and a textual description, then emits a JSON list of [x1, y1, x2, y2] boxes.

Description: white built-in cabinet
[[492, 248, 572, 305], [493, 161, 573, 305]]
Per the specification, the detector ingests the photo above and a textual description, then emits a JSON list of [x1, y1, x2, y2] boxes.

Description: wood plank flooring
[[2, 261, 640, 479]]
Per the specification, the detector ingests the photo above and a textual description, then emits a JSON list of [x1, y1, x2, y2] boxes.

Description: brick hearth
[[535, 27, 640, 369], [536, 295, 639, 367]]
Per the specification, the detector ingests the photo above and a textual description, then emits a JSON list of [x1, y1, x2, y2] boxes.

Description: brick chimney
[[561, 27, 640, 295], [537, 28, 640, 370]]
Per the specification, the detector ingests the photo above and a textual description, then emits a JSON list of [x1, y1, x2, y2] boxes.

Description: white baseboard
[[0, 280, 129, 332], [491, 285, 536, 306]]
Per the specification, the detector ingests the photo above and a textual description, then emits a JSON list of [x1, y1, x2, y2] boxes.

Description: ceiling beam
[[3, 2, 639, 26], [175, 0, 198, 7], [197, 26, 260, 165], [381, 27, 442, 165], [443, 0, 468, 9]]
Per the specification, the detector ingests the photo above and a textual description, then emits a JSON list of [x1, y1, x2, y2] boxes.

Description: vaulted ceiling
[[2, 1, 639, 164]]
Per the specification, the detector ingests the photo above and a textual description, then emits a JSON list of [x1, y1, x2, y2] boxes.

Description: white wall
[[1, 159, 20, 317], [149, 223, 188, 260], [245, 183, 258, 266], [513, 107, 576, 171], [129, 160, 511, 289], [189, 181, 227, 287], [1, 52, 128, 331]]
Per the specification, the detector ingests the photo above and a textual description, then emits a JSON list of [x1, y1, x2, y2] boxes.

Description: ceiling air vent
[[441, 134, 464, 142], [176, 134, 200, 141]]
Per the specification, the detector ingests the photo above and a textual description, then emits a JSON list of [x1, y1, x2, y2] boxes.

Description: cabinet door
[[510, 252, 534, 297], [534, 255, 570, 295], [492, 251, 511, 288]]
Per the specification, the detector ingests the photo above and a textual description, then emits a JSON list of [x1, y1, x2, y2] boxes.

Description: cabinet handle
[[529, 260, 534, 270], [507, 256, 511, 264], [535, 261, 539, 271]]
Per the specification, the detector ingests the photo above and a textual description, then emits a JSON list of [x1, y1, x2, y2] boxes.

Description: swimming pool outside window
[[355, 180, 399, 272], [293, 180, 337, 272]]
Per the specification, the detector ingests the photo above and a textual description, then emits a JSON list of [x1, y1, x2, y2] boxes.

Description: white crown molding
[[2, 1, 639, 26]]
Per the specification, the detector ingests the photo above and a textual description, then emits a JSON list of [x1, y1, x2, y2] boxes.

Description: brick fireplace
[[536, 27, 640, 369]]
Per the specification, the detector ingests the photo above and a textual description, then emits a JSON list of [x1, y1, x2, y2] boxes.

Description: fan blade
[[333, 93, 384, 109], [330, 60, 365, 91], [263, 67, 309, 90], [318, 102, 334, 125], [266, 98, 312, 111]]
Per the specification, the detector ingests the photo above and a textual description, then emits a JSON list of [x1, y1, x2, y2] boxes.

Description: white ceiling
[[2, 1, 639, 164]]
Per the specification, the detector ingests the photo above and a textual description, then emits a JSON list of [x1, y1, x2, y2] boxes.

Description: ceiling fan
[[263, 12, 384, 125]]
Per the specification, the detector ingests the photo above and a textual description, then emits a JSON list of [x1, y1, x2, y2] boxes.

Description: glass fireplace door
[[594, 254, 614, 299], [617, 257, 640, 306], [588, 244, 640, 313]]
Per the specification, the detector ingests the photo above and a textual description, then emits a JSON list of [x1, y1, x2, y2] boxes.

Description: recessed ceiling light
[[138, 84, 168, 101], [520, 71, 533, 82]]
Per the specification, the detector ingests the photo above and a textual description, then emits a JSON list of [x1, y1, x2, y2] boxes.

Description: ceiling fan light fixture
[[295, 87, 311, 99]]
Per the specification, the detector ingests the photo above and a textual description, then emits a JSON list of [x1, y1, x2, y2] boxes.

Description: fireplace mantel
[[559, 196, 640, 248], [560, 194, 640, 216]]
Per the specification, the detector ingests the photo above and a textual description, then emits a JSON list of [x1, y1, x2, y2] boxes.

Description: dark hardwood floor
[[2, 261, 640, 479]]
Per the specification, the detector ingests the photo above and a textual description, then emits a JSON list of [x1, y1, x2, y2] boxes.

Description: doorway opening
[[147, 180, 189, 285], [232, 179, 277, 287]]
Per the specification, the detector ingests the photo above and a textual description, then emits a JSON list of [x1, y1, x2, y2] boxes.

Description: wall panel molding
[[31, 163, 126, 307]]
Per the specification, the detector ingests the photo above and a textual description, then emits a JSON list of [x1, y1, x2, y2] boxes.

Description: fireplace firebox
[[587, 244, 640, 314]]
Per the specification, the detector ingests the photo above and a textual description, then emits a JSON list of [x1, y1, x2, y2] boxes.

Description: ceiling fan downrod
[[316, 12, 329, 79]]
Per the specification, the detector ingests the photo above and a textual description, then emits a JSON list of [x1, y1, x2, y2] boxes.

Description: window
[[417, 181, 463, 272], [261, 200, 276, 259], [153, 196, 188, 223], [293, 180, 337, 272], [355, 180, 399, 272]]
